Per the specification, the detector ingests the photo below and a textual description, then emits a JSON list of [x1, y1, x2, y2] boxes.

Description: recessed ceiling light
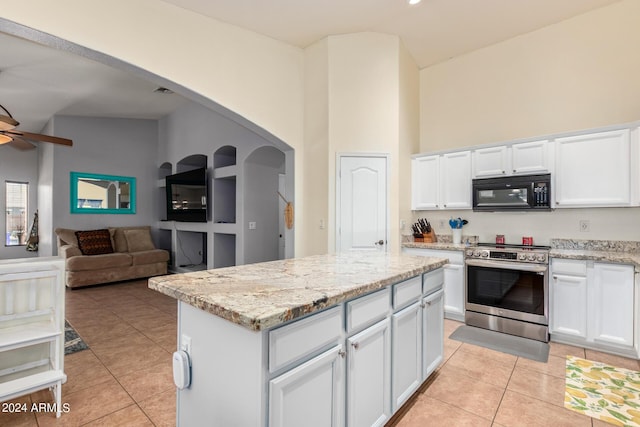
[[408, 0, 422, 5], [154, 87, 174, 94]]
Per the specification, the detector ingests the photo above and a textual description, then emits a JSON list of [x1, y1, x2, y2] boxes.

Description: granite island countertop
[[148, 252, 446, 331]]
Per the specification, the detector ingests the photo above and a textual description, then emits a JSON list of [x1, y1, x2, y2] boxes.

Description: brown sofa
[[55, 226, 169, 288]]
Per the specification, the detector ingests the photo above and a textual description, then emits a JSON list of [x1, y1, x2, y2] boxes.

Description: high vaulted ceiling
[[162, 0, 620, 68], [0, 0, 621, 136]]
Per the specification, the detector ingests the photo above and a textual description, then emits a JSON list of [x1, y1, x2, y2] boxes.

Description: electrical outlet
[[319, 219, 325, 230], [400, 219, 406, 230], [249, 221, 256, 230], [439, 219, 446, 229], [579, 220, 590, 232]]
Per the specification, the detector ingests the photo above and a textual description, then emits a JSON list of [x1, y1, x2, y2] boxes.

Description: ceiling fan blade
[[7, 136, 36, 150], [6, 130, 73, 147]]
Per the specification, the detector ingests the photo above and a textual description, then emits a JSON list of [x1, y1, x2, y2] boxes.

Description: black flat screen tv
[[165, 168, 208, 222]]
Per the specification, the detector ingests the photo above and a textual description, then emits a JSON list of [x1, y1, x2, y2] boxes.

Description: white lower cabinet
[[391, 302, 422, 411], [269, 345, 344, 427], [550, 272, 587, 338], [347, 318, 391, 427], [550, 259, 636, 357], [422, 289, 444, 379], [176, 269, 444, 426], [402, 248, 464, 321], [590, 263, 634, 347]]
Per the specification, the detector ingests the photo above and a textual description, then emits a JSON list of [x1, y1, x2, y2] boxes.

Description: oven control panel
[[465, 248, 548, 264]]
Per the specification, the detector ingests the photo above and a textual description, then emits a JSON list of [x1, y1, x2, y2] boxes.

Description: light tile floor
[[1, 279, 639, 426]]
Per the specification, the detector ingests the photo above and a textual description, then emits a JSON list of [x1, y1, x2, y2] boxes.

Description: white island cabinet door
[[347, 318, 391, 427], [391, 301, 422, 411], [269, 344, 345, 427], [422, 289, 444, 380], [589, 263, 635, 348]]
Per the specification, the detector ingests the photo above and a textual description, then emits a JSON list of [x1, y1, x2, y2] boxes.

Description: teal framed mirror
[[70, 172, 136, 214]]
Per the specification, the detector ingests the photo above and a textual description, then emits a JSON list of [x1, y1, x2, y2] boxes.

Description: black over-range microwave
[[472, 173, 551, 211]]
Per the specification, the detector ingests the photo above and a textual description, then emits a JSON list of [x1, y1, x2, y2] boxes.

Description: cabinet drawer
[[423, 268, 444, 295], [551, 259, 587, 276], [269, 305, 342, 373], [393, 276, 422, 310], [347, 288, 390, 333]]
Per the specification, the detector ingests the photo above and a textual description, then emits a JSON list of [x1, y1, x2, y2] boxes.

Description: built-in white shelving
[[0, 257, 66, 418]]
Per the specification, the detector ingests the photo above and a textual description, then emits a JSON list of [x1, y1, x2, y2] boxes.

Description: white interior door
[[337, 155, 388, 252]]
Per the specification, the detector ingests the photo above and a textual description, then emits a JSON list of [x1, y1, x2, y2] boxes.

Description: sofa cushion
[[130, 249, 170, 266], [109, 226, 152, 253], [124, 228, 155, 252], [55, 228, 80, 247], [75, 229, 114, 255], [66, 252, 132, 271]]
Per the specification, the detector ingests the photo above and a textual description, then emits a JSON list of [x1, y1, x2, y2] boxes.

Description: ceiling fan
[[0, 103, 73, 150]]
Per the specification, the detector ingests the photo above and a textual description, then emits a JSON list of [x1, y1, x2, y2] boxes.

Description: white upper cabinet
[[555, 129, 631, 207], [411, 155, 439, 210], [412, 151, 471, 210], [511, 140, 551, 175], [472, 140, 551, 178], [440, 151, 472, 209], [473, 146, 509, 178]]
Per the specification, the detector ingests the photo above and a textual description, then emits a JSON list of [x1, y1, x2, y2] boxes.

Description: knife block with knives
[[412, 218, 436, 243]]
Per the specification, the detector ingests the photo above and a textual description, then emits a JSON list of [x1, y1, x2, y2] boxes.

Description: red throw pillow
[[75, 229, 114, 255]]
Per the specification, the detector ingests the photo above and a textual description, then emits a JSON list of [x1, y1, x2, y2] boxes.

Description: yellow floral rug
[[565, 355, 640, 426]]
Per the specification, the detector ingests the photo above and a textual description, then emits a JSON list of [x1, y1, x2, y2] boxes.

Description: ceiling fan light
[[0, 134, 12, 144], [0, 115, 18, 131]]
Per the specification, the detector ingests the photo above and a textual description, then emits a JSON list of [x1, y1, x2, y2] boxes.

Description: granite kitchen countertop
[[549, 248, 640, 271], [402, 234, 478, 252], [148, 252, 446, 331], [403, 237, 640, 271], [402, 242, 471, 251], [549, 239, 640, 271]]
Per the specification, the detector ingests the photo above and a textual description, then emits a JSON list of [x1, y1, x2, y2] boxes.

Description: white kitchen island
[[149, 252, 446, 427]]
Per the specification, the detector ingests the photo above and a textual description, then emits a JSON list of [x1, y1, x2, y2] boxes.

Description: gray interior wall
[[159, 101, 278, 169], [244, 147, 285, 265], [159, 101, 293, 267], [0, 145, 39, 260], [48, 115, 158, 254]]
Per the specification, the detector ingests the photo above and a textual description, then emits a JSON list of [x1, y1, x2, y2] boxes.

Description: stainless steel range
[[465, 243, 550, 342]]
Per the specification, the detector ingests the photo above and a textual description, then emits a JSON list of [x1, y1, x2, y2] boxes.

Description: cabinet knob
[[338, 349, 346, 358], [502, 170, 506, 174], [352, 342, 360, 350], [513, 169, 516, 173], [443, 204, 447, 208], [426, 301, 432, 307]]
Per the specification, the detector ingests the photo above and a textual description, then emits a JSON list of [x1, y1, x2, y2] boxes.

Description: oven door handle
[[465, 258, 548, 273]]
